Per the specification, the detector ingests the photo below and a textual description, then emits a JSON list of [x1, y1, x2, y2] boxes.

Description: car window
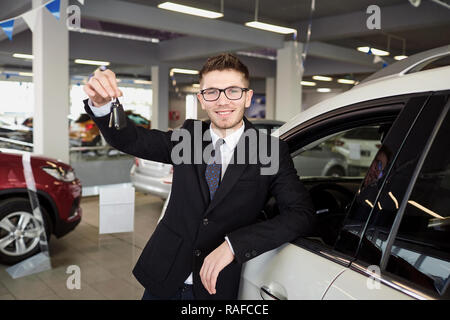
[[334, 95, 431, 257], [384, 101, 450, 298], [292, 124, 386, 178]]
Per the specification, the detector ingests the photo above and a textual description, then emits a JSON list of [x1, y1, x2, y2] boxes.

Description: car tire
[[325, 166, 346, 177], [0, 198, 52, 265]]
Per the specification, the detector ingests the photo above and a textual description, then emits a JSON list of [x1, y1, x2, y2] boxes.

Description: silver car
[[130, 158, 172, 198]]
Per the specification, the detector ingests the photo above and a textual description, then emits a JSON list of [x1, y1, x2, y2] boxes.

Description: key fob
[[110, 98, 127, 130]]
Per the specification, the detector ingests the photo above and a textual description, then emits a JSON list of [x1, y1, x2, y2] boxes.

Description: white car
[[333, 126, 382, 175], [130, 158, 173, 199], [238, 46, 450, 300]]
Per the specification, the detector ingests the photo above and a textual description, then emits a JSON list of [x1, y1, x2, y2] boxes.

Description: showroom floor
[[0, 192, 164, 300]]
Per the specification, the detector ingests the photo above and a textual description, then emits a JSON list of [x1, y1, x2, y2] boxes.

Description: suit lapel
[[203, 117, 256, 217]]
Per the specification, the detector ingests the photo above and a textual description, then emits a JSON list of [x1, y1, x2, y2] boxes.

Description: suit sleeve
[[226, 139, 316, 264], [84, 98, 183, 164]]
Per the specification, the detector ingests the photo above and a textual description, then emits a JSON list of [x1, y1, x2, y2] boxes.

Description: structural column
[[33, 0, 69, 163], [151, 65, 169, 130], [265, 77, 275, 120], [275, 41, 303, 122]]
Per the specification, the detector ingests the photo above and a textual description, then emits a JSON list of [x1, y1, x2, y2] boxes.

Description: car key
[[109, 98, 127, 130]]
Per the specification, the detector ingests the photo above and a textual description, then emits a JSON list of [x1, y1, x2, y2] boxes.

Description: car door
[[324, 92, 450, 300], [239, 95, 419, 300]]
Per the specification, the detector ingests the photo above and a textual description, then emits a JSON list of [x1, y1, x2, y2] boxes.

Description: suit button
[[245, 252, 251, 258], [194, 249, 201, 257], [203, 218, 209, 226], [251, 250, 257, 256]]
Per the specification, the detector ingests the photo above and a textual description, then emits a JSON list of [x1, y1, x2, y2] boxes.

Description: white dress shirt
[[88, 99, 244, 285]]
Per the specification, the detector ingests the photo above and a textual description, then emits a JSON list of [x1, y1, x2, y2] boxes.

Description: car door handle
[[260, 285, 287, 300]]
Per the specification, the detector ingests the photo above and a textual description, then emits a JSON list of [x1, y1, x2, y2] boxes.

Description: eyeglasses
[[200, 86, 249, 101]]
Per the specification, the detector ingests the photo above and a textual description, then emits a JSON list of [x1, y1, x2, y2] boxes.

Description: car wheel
[[325, 166, 346, 177], [0, 198, 52, 265]]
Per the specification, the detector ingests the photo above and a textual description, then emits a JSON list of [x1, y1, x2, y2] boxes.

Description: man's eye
[[205, 89, 217, 95], [228, 88, 240, 94]]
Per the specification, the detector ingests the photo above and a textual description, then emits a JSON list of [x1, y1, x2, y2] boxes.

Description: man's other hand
[[199, 241, 234, 295], [83, 68, 123, 107]]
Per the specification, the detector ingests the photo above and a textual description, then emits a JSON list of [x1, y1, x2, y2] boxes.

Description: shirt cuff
[[225, 236, 235, 256], [88, 98, 113, 117]]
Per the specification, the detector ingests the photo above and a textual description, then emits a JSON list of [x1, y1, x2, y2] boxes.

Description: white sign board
[[99, 186, 135, 234]]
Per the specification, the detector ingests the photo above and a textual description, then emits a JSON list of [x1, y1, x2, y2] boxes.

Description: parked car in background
[[70, 111, 151, 148], [69, 113, 101, 147], [0, 148, 82, 264], [238, 46, 450, 300], [292, 141, 348, 177], [333, 126, 383, 176], [0, 119, 33, 144], [69, 114, 98, 147], [249, 119, 284, 133], [22, 117, 33, 128], [131, 158, 173, 199], [125, 111, 151, 129]]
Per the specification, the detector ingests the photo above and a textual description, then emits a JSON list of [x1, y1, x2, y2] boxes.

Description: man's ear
[[244, 89, 253, 109], [197, 93, 206, 110]]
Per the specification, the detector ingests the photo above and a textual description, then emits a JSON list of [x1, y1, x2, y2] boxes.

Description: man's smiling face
[[197, 69, 253, 134]]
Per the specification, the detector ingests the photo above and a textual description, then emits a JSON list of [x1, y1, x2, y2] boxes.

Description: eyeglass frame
[[199, 86, 250, 101]]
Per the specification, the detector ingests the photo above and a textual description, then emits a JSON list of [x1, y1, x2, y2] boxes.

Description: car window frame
[[347, 91, 450, 300], [283, 96, 410, 266]]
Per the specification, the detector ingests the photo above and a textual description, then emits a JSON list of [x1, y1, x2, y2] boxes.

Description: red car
[[0, 149, 82, 264]]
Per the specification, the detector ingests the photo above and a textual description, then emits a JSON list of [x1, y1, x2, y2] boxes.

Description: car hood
[[0, 148, 72, 170]]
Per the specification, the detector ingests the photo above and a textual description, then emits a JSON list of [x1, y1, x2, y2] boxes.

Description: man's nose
[[217, 91, 230, 105]]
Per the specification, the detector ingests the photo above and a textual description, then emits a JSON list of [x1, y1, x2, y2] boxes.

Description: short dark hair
[[199, 53, 249, 86]]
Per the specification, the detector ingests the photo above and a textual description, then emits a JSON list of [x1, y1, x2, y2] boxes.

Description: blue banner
[[45, 0, 61, 21], [0, 19, 15, 41]]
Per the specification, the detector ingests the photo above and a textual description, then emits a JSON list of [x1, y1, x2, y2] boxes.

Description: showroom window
[[384, 103, 450, 298]]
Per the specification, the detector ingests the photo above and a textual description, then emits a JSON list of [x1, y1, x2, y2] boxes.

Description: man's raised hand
[[83, 68, 123, 107]]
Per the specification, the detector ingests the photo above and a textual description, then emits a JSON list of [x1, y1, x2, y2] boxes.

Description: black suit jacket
[[84, 99, 315, 300]]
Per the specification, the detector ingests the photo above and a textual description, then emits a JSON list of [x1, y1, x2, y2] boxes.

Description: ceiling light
[[245, 21, 296, 34], [192, 83, 200, 88], [18, 72, 33, 77], [158, 2, 223, 19], [68, 26, 159, 43], [317, 88, 331, 93], [133, 80, 152, 85], [337, 79, 356, 84], [300, 81, 316, 86], [170, 68, 199, 75], [394, 55, 408, 61], [74, 59, 110, 66], [312, 75, 333, 82], [13, 53, 34, 60], [357, 46, 390, 56]]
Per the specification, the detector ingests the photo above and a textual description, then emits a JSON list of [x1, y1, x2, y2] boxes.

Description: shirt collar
[[209, 120, 245, 150]]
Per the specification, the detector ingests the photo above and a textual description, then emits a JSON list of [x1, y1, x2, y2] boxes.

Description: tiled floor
[[0, 192, 164, 300]]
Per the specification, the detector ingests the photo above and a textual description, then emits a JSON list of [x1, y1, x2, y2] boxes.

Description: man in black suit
[[83, 53, 315, 300]]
